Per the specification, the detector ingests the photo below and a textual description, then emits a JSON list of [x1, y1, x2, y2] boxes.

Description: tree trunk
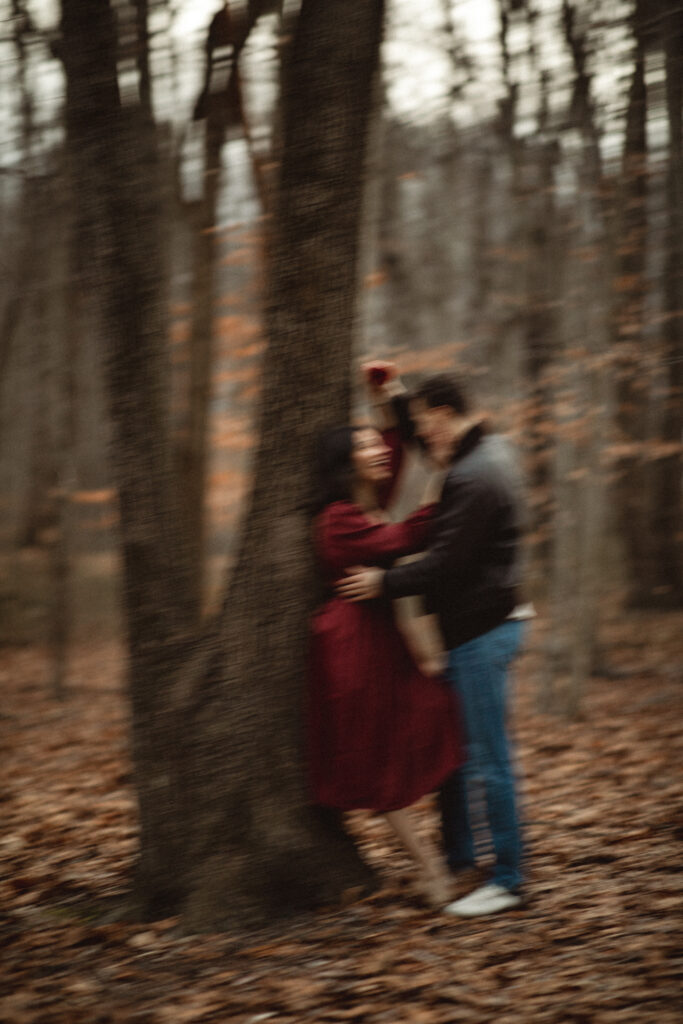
[[651, 2, 683, 603], [179, 0, 386, 931], [176, 114, 226, 622], [60, 0, 195, 914], [61, 0, 385, 929], [134, 0, 152, 117], [177, 3, 272, 622], [541, 1, 614, 717], [613, 0, 658, 605]]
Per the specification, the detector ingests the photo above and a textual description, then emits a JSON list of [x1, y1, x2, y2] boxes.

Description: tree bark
[[541, 1, 614, 717], [177, 3, 271, 623], [179, 0, 386, 931], [651, 2, 683, 602], [613, 0, 659, 605], [61, 0, 385, 928], [60, 0, 196, 914]]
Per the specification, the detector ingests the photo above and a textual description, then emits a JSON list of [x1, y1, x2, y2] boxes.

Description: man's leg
[[448, 620, 524, 892], [438, 767, 475, 874]]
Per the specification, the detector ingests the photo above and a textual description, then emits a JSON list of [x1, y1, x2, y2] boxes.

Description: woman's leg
[[384, 808, 451, 908]]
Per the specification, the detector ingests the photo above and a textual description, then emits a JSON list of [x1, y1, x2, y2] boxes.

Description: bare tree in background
[[654, 0, 683, 602], [541, 0, 613, 716]]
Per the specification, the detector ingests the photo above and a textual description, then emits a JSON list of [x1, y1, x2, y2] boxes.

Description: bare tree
[[653, 0, 683, 602], [541, 0, 614, 716]]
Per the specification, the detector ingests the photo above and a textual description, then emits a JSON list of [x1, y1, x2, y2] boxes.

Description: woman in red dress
[[308, 420, 463, 907]]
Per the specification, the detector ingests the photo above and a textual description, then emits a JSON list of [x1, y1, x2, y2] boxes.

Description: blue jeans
[[440, 619, 524, 891]]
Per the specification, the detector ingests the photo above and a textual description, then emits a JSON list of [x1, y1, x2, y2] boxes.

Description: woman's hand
[[360, 360, 406, 400], [361, 360, 405, 430], [418, 653, 447, 678]]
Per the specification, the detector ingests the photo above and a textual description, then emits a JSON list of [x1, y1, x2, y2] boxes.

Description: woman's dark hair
[[311, 425, 362, 514], [412, 373, 469, 416]]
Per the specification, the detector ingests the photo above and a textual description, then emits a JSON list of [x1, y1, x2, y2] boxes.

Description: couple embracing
[[308, 367, 529, 917]]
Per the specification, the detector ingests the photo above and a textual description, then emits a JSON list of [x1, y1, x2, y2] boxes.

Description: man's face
[[410, 398, 458, 467]]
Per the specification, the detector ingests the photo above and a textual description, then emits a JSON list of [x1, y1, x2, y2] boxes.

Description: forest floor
[[1, 610, 682, 1024]]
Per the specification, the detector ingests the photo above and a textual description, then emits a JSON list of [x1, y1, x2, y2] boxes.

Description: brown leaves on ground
[[1, 613, 682, 1024]]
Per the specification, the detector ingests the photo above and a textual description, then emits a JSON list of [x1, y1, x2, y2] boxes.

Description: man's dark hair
[[412, 373, 469, 415]]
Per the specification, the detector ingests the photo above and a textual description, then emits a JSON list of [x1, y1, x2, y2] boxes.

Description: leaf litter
[[0, 611, 681, 1023]]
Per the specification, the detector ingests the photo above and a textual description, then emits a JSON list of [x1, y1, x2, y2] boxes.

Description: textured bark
[[179, 0, 386, 931], [61, 0, 384, 929], [60, 0, 195, 914], [613, 0, 659, 605]]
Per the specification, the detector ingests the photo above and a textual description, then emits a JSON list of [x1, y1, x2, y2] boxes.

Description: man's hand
[[337, 566, 385, 601]]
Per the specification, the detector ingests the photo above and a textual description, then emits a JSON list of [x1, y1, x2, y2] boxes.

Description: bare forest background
[[1, 3, 682, 1020], [2, 0, 682, 706], [0, 0, 682, 938]]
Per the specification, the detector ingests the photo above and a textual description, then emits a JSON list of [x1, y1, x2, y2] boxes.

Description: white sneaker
[[443, 882, 522, 918]]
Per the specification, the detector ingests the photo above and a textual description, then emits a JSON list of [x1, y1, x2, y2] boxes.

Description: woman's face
[[351, 428, 392, 485]]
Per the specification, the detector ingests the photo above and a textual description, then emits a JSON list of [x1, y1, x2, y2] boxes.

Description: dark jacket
[[383, 422, 524, 648]]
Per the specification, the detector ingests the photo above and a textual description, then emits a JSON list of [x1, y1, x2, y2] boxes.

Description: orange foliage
[[486, 246, 529, 262], [1, 612, 682, 1023], [217, 292, 244, 308], [214, 366, 259, 384], [220, 247, 253, 267], [238, 383, 263, 401], [231, 341, 266, 359], [70, 489, 117, 505], [363, 270, 388, 289], [170, 320, 190, 345], [207, 468, 248, 509], [213, 315, 260, 343], [213, 431, 254, 452], [394, 342, 467, 376], [170, 302, 191, 317], [614, 274, 641, 293]]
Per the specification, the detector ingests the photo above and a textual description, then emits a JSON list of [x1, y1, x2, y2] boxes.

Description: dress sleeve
[[320, 501, 435, 569]]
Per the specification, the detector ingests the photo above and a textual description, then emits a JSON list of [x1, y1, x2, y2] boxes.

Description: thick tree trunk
[[179, 0, 386, 931], [61, 0, 385, 928], [60, 0, 195, 914]]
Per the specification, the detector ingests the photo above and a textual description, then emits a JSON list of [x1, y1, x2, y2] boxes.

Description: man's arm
[[338, 472, 492, 604], [382, 472, 491, 600]]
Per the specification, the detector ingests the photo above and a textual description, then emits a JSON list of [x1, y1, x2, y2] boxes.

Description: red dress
[[308, 501, 463, 811]]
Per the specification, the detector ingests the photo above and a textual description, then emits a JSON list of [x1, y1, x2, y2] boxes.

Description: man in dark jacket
[[339, 373, 528, 916]]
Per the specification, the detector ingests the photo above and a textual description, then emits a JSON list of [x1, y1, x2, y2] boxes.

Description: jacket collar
[[452, 420, 485, 463]]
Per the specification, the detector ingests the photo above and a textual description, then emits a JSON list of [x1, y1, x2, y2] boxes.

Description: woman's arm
[[394, 604, 447, 677], [361, 362, 412, 509], [321, 502, 434, 569]]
